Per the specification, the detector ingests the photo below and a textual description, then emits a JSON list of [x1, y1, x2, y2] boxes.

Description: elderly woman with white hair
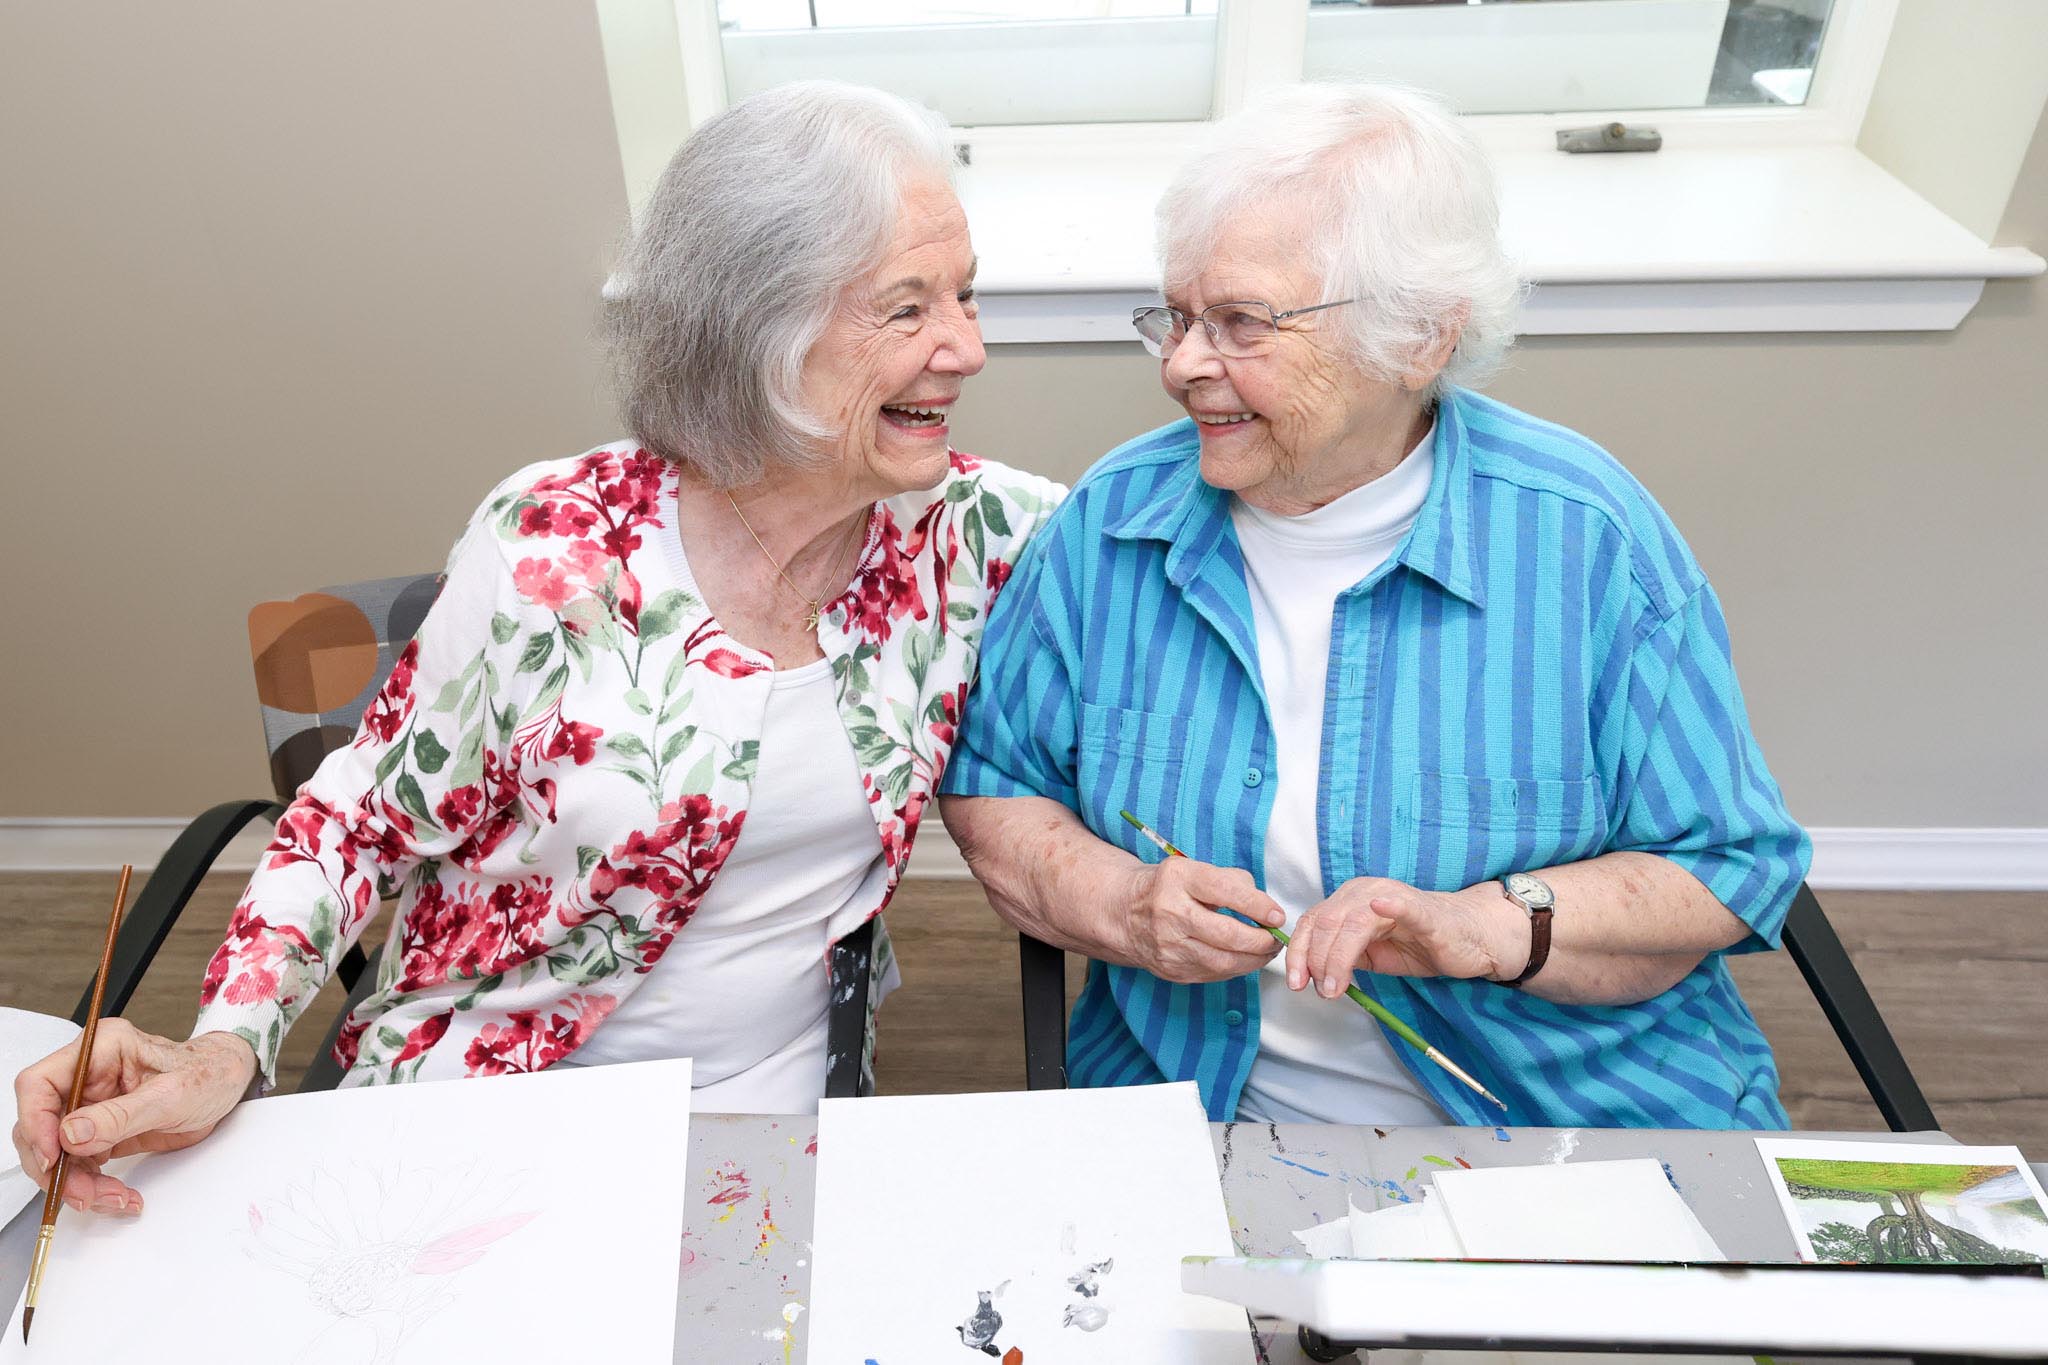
[[941, 83, 1809, 1130], [15, 80, 1058, 1216]]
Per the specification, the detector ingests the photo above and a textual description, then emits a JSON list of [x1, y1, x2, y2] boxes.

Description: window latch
[[1555, 122, 1662, 154]]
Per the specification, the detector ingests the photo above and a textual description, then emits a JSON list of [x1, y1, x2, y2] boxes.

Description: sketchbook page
[[1427, 1158, 1725, 1262], [807, 1082, 1245, 1364], [1, 1058, 692, 1364], [1754, 1137, 2048, 1264], [0, 1009, 85, 1221]]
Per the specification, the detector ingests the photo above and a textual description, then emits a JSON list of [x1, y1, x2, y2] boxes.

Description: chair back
[[247, 573, 442, 799]]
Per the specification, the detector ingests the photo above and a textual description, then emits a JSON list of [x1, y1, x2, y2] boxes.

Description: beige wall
[[2, 4, 2042, 830], [0, 3, 629, 815]]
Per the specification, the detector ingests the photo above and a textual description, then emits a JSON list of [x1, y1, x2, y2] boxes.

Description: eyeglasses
[[1130, 298, 1356, 359]]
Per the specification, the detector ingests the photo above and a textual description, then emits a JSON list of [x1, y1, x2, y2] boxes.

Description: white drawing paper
[[1755, 1137, 2048, 1264], [2, 1057, 692, 1363], [1426, 1158, 1724, 1261], [806, 1082, 1246, 1364], [1348, 1188, 1466, 1260], [1, 1008, 84, 1222]]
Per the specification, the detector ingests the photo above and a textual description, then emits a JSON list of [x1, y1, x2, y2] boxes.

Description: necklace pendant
[[804, 605, 822, 632]]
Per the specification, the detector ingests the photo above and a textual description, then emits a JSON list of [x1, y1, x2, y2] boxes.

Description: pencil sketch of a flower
[[241, 1163, 538, 1364]]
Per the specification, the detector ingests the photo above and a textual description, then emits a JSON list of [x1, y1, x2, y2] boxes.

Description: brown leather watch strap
[[1500, 906, 1553, 989]]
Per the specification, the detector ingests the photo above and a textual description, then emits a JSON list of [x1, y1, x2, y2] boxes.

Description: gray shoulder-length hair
[[1156, 83, 1523, 399], [605, 82, 955, 487]]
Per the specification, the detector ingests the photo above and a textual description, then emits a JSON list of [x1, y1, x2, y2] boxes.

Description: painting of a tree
[[1775, 1159, 2045, 1265]]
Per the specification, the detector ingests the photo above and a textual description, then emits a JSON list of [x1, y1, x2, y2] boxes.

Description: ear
[[1402, 302, 1469, 392]]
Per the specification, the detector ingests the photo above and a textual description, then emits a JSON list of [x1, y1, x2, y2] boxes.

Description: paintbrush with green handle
[[1119, 809, 1506, 1113]]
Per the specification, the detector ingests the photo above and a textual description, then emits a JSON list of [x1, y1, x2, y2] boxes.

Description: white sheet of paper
[[806, 1082, 1246, 1363], [1348, 1189, 1466, 1259], [1, 1058, 692, 1363], [1426, 1158, 1724, 1261], [1, 1008, 85, 1220], [1755, 1137, 2048, 1263]]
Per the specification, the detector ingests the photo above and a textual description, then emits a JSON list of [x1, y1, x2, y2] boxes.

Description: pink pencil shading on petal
[[411, 1210, 540, 1274]]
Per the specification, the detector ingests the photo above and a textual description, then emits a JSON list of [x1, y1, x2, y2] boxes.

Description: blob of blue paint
[[1493, 1127, 1511, 1142], [1661, 1161, 1681, 1192], [1269, 1155, 1330, 1178]]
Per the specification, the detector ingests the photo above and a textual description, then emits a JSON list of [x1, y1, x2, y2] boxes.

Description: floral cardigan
[[194, 445, 1061, 1087]]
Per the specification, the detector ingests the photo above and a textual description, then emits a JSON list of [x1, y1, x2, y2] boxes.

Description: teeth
[[885, 404, 945, 417], [1195, 412, 1255, 425]]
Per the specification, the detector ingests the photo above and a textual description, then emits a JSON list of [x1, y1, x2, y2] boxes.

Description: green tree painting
[[1776, 1159, 2045, 1264]]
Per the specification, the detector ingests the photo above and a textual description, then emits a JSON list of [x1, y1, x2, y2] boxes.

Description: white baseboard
[[2, 818, 2044, 891]]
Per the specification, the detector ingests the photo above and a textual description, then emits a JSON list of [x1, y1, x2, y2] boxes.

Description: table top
[[4, 1117, 2028, 1364]]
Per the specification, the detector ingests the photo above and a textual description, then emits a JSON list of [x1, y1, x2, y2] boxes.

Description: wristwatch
[[1495, 871, 1555, 988]]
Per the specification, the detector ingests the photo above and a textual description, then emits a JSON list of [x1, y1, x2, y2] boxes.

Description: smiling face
[[1161, 199, 1437, 513], [798, 175, 985, 499]]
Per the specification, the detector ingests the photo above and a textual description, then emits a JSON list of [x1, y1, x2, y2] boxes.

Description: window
[[645, 0, 2043, 336], [703, 0, 1842, 128], [716, 1, 1222, 125]]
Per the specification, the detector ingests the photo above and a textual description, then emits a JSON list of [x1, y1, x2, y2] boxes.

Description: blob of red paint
[[1002, 1349, 1023, 1365]]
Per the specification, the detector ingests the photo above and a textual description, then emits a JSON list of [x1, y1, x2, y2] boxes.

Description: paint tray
[[1181, 1255, 2048, 1358]]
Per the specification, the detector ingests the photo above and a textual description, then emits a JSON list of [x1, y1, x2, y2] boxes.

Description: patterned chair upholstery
[[247, 572, 442, 800]]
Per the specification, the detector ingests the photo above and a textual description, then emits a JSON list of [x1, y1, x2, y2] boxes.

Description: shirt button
[[1224, 1009, 1245, 1027], [1243, 767, 1263, 788]]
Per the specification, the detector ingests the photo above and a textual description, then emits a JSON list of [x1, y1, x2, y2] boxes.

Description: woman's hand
[[1119, 857, 1286, 984], [1286, 877, 1519, 996], [10, 1022, 257, 1215]]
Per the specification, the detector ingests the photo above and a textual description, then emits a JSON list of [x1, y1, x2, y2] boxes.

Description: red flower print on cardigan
[[510, 450, 670, 631], [200, 911, 319, 1009], [838, 506, 927, 643], [463, 993, 618, 1076], [358, 639, 420, 744], [396, 877, 558, 986], [585, 795, 745, 961]]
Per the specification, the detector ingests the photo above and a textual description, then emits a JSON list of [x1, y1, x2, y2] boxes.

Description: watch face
[[1504, 872, 1555, 910]]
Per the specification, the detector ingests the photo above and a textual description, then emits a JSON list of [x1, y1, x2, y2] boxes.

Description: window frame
[[654, 0, 2044, 338]]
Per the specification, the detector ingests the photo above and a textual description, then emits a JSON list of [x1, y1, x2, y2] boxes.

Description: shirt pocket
[[1394, 771, 1607, 889], [1078, 702, 1190, 839]]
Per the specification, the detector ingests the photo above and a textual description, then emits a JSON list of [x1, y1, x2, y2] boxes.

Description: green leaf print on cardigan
[[195, 446, 1062, 1089]]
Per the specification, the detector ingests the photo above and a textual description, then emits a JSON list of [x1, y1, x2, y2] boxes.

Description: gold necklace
[[725, 492, 867, 632]]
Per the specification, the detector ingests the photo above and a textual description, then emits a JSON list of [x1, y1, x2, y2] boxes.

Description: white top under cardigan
[[1230, 425, 1450, 1126], [570, 647, 891, 1111]]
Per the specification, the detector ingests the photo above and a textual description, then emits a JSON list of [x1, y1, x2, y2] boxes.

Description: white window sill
[[959, 139, 2045, 343]]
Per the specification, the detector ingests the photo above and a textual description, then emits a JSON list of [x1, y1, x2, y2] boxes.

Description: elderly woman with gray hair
[[14, 80, 1058, 1216], [942, 83, 1809, 1131]]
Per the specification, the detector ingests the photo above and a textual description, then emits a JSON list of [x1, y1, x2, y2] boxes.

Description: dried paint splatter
[[755, 1195, 783, 1257], [1269, 1155, 1330, 1177], [1063, 1303, 1109, 1332], [957, 1289, 1003, 1355], [1493, 1127, 1511, 1142], [1067, 1258, 1114, 1297], [708, 1162, 752, 1224], [1422, 1155, 1456, 1169]]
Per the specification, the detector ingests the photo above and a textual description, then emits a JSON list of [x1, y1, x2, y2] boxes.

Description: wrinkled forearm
[[1477, 851, 1751, 1006], [938, 795, 1146, 965]]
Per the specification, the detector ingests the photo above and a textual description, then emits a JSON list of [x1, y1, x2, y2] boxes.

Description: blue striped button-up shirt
[[943, 389, 1811, 1128]]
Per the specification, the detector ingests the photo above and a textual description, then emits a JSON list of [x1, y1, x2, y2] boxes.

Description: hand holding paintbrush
[[1120, 811, 1506, 1112], [22, 864, 130, 1341]]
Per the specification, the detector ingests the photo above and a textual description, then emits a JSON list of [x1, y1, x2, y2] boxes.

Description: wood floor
[[3, 873, 2042, 1151]]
